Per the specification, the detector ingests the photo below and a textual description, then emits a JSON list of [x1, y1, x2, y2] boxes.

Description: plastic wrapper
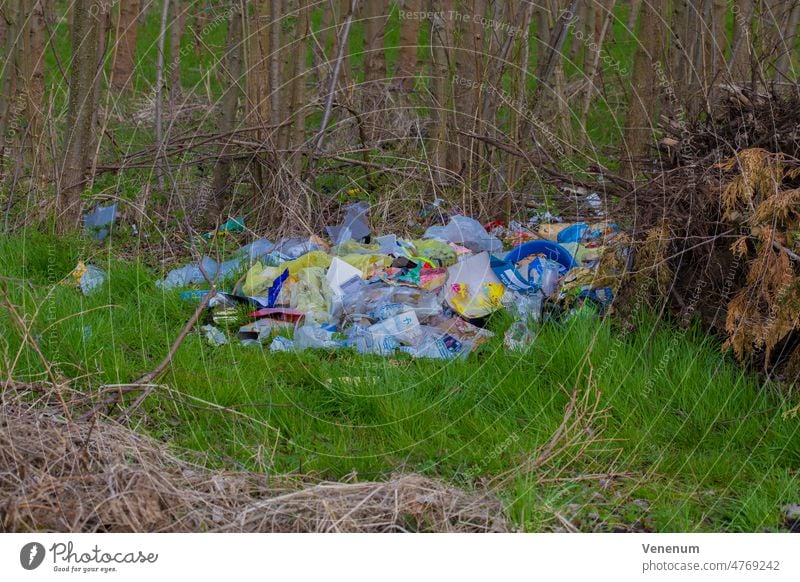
[[426, 314, 494, 348], [361, 310, 422, 354], [502, 291, 544, 324], [504, 321, 536, 351], [399, 325, 470, 360], [65, 262, 106, 295], [410, 239, 458, 267]]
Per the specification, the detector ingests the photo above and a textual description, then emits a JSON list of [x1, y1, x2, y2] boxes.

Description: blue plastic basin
[[504, 240, 577, 271]]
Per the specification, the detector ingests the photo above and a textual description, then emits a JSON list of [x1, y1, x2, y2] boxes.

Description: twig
[[309, 0, 357, 156], [773, 240, 800, 262], [80, 287, 215, 422]]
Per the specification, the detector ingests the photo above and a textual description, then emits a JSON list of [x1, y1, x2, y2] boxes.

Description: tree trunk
[[270, 0, 282, 147], [212, 10, 243, 202], [622, 0, 665, 179], [170, 0, 186, 106], [775, 1, 800, 79], [154, 0, 170, 188], [396, 0, 420, 91], [111, 0, 141, 90], [289, 0, 309, 173], [59, 0, 100, 229], [248, 0, 272, 133], [627, 0, 641, 30], [728, 0, 754, 83], [362, 0, 386, 86], [430, 0, 453, 185], [0, 0, 22, 171], [25, 0, 47, 175]]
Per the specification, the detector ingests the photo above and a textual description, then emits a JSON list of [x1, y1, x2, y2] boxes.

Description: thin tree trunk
[[533, 2, 551, 73], [111, 0, 141, 90], [154, 0, 170, 189], [627, 0, 641, 30], [25, 0, 47, 175], [362, 0, 386, 86], [775, 1, 800, 79], [193, 0, 207, 56], [670, 0, 689, 92], [250, 0, 271, 134], [270, 0, 282, 147], [728, 0, 754, 83], [169, 0, 186, 106], [396, 0, 420, 91], [570, 0, 588, 61], [580, 0, 615, 139], [59, 0, 100, 229], [532, 0, 579, 110], [289, 0, 309, 173], [430, 0, 453, 185], [622, 0, 665, 179], [0, 0, 22, 171], [212, 10, 243, 201]]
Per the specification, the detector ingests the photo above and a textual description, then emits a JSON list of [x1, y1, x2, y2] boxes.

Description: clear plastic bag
[[294, 324, 342, 349], [440, 215, 503, 254]]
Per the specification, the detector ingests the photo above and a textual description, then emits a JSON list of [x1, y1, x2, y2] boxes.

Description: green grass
[[1, 232, 798, 532]]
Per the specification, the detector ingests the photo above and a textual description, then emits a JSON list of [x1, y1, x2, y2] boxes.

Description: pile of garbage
[[72, 204, 629, 359]]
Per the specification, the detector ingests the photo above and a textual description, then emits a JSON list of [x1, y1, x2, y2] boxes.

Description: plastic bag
[[444, 252, 506, 318], [282, 250, 332, 275], [410, 239, 458, 267], [272, 237, 323, 259], [201, 324, 228, 346], [270, 336, 295, 352], [294, 324, 342, 350], [340, 253, 392, 277], [326, 201, 371, 244], [157, 256, 219, 290], [235, 239, 274, 261], [83, 203, 117, 240], [290, 267, 332, 323], [504, 321, 536, 351], [440, 215, 503, 254], [242, 262, 283, 296], [503, 291, 544, 324]]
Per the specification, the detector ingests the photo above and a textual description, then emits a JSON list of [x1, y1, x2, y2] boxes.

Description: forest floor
[[1, 232, 798, 532]]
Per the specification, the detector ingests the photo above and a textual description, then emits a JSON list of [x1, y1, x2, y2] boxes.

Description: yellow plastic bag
[[290, 267, 332, 323], [282, 250, 332, 276], [341, 254, 392, 277], [242, 262, 285, 296]]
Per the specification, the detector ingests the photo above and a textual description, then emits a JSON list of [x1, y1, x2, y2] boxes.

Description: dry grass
[[0, 395, 508, 533]]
